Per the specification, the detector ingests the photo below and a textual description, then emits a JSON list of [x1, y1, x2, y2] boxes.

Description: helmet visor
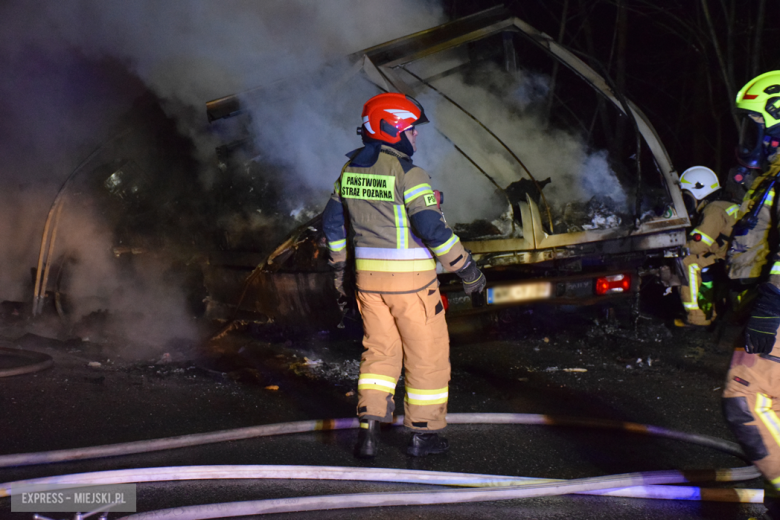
[[736, 112, 765, 168], [405, 95, 429, 125]]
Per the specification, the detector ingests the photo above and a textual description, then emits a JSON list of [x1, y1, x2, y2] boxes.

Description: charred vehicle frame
[[201, 7, 689, 333]]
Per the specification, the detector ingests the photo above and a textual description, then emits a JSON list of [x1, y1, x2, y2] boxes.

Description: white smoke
[[0, 0, 445, 346], [0, 0, 633, 348], [411, 64, 628, 225]]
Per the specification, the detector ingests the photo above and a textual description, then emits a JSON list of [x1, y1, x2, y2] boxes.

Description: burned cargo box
[[202, 7, 688, 329], [202, 215, 345, 331]]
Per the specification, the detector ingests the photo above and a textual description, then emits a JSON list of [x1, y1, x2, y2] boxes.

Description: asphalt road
[[0, 298, 769, 519]]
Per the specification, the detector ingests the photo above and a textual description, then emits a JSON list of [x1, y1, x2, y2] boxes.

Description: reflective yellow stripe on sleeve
[[690, 228, 714, 246], [328, 239, 346, 252], [726, 204, 739, 218], [358, 373, 397, 394], [767, 189, 776, 207], [684, 263, 701, 310], [772, 475, 780, 491], [756, 393, 780, 450], [771, 263, 780, 275], [404, 386, 449, 406], [431, 234, 460, 256], [404, 183, 433, 204]]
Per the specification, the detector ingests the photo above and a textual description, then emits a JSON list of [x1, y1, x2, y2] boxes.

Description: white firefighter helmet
[[680, 166, 720, 201]]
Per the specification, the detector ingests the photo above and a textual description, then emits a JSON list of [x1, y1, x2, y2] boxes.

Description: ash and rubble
[[452, 219, 505, 240], [585, 313, 673, 344], [555, 196, 627, 233], [503, 177, 629, 234], [452, 175, 672, 240], [290, 356, 362, 384]]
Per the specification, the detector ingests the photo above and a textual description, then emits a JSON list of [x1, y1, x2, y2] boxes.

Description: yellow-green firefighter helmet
[[735, 71, 780, 168], [735, 71, 780, 129]]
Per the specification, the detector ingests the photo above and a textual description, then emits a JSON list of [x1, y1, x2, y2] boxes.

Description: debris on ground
[[290, 357, 361, 384], [87, 361, 102, 368], [586, 317, 673, 344]]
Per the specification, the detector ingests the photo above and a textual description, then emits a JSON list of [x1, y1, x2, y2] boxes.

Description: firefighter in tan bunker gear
[[322, 93, 485, 458], [676, 166, 739, 327], [722, 72, 780, 514]]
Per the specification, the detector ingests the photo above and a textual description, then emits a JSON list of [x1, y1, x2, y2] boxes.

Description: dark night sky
[[448, 0, 780, 174]]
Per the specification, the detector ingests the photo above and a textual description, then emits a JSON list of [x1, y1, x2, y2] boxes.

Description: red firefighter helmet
[[360, 93, 429, 144]]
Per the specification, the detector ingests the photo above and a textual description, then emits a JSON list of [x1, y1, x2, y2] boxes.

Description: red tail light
[[440, 293, 449, 311], [595, 274, 631, 295]]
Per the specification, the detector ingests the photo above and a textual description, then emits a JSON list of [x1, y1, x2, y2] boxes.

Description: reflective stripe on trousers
[[684, 263, 701, 310], [405, 386, 448, 406]]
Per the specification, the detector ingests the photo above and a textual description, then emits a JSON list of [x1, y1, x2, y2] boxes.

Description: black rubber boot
[[407, 432, 449, 457], [354, 420, 379, 459]]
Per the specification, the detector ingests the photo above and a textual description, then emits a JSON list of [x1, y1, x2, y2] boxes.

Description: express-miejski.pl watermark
[[11, 484, 137, 513]]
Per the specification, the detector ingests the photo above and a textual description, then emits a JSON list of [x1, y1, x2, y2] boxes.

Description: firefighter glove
[[332, 261, 347, 298], [457, 254, 486, 295], [745, 284, 780, 354]]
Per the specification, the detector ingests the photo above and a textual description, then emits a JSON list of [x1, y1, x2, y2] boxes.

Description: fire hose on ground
[[0, 414, 764, 518], [0, 346, 53, 378]]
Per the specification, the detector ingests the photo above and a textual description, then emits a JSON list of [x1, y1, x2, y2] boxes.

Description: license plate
[[486, 282, 552, 305]]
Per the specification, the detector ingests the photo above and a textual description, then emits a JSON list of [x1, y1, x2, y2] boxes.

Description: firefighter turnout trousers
[[356, 286, 449, 431], [723, 335, 780, 489]]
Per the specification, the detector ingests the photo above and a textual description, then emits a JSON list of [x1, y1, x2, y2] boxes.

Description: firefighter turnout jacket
[[679, 200, 739, 325], [728, 160, 780, 284], [323, 144, 469, 431], [324, 145, 469, 291], [723, 157, 780, 488]]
